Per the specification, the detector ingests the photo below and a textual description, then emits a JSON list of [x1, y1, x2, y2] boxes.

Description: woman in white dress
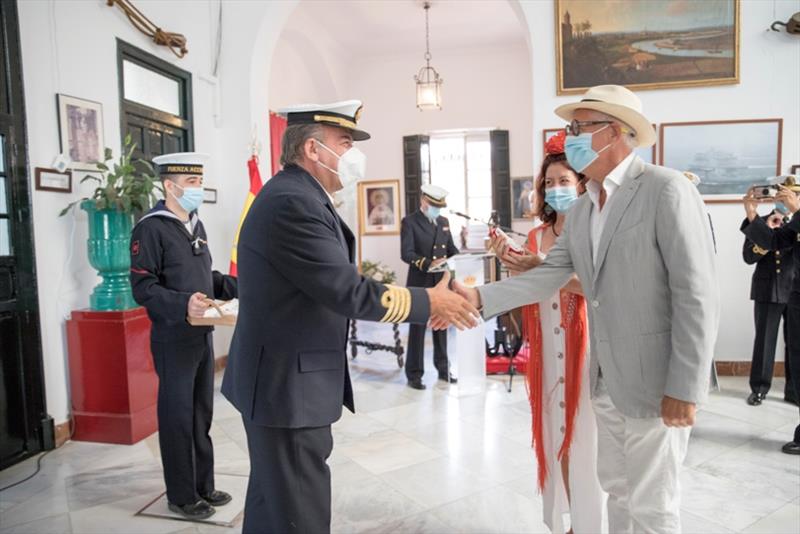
[[492, 131, 604, 533]]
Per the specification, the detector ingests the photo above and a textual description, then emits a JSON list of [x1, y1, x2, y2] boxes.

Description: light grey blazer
[[479, 156, 719, 418]]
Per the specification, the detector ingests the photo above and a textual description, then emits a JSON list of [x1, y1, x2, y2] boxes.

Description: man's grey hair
[[280, 123, 324, 167], [593, 111, 639, 149]]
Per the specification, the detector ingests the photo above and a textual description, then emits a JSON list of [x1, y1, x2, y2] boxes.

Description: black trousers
[[242, 421, 333, 534], [151, 333, 215, 505], [787, 297, 800, 443], [750, 301, 795, 397], [405, 324, 449, 381]]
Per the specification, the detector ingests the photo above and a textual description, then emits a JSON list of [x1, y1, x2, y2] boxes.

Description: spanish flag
[[229, 156, 263, 276]]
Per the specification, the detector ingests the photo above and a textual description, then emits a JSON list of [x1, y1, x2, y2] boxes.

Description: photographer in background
[[740, 209, 796, 407], [742, 177, 800, 454]]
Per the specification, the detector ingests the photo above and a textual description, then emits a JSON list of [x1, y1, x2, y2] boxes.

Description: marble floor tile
[[684, 435, 739, 468], [336, 429, 441, 475], [378, 456, 496, 508], [428, 485, 549, 534], [680, 467, 790, 531], [741, 500, 800, 534], [691, 410, 776, 448], [64, 463, 164, 512], [67, 493, 191, 534], [679, 510, 735, 534], [361, 509, 457, 534], [1, 480, 70, 529], [695, 429, 800, 502], [0, 512, 72, 534], [331, 475, 425, 533], [330, 459, 377, 487]]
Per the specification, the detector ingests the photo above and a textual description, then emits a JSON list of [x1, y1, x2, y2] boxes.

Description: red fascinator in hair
[[545, 130, 566, 156]]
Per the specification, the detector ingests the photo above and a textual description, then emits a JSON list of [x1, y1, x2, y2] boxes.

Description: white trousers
[[592, 378, 691, 534]]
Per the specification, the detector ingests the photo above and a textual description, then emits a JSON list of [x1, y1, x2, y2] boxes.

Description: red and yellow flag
[[229, 156, 263, 276]]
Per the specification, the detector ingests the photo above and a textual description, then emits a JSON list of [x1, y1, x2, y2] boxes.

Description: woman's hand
[[489, 234, 541, 275]]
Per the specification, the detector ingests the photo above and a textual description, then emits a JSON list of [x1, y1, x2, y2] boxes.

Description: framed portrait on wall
[[358, 180, 401, 235], [555, 0, 740, 95], [57, 94, 105, 171], [511, 177, 536, 221], [660, 119, 782, 202]]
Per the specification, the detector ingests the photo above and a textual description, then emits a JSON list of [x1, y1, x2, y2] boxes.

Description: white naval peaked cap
[[421, 184, 449, 207], [277, 100, 370, 141], [152, 152, 210, 176]]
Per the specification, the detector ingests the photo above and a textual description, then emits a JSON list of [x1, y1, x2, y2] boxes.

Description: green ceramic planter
[[81, 200, 137, 311]]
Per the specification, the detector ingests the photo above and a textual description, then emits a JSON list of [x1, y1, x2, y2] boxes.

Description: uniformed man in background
[[741, 210, 796, 406], [130, 153, 238, 520], [221, 101, 478, 533], [400, 184, 460, 390]]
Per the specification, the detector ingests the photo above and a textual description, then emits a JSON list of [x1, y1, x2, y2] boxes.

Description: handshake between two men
[[424, 231, 536, 332]]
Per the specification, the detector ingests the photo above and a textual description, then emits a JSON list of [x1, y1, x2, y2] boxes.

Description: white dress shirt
[[585, 151, 636, 263]]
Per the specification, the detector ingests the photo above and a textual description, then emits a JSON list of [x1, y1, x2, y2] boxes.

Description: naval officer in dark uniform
[[221, 100, 478, 533], [741, 210, 796, 406], [742, 178, 800, 455], [400, 184, 459, 390], [130, 153, 238, 519]]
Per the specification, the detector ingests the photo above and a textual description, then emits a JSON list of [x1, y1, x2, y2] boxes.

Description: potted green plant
[[60, 134, 162, 311]]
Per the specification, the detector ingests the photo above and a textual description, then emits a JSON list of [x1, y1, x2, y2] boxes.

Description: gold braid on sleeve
[[380, 285, 412, 323]]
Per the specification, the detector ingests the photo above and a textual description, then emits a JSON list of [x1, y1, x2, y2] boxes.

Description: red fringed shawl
[[522, 225, 589, 492]]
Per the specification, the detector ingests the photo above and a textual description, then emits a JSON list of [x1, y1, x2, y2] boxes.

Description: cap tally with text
[[277, 100, 371, 141], [421, 183, 449, 208], [153, 152, 210, 177]]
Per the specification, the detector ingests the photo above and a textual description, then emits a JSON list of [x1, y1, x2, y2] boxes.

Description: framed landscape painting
[[660, 119, 782, 202], [555, 0, 740, 94]]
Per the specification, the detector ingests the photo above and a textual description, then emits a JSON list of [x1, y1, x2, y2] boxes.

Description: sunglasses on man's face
[[565, 119, 613, 137]]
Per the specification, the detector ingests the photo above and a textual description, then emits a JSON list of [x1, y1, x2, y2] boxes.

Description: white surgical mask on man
[[315, 140, 367, 189]]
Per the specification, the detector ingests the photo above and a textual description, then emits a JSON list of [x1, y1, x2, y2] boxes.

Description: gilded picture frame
[[555, 0, 740, 95]]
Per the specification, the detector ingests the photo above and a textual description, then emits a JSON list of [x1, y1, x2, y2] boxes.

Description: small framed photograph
[[203, 188, 218, 204], [358, 179, 401, 235], [660, 119, 782, 203], [511, 177, 536, 220], [35, 167, 72, 193], [57, 94, 105, 171], [791, 165, 799, 175]]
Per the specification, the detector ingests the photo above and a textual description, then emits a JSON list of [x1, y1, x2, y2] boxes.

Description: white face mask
[[315, 140, 367, 189]]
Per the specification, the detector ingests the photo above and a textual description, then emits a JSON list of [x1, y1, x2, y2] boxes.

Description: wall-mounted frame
[[56, 94, 105, 171], [660, 118, 782, 203], [555, 0, 740, 95], [791, 165, 799, 175], [511, 176, 536, 221], [357, 179, 401, 236], [203, 187, 217, 204], [34, 167, 72, 193]]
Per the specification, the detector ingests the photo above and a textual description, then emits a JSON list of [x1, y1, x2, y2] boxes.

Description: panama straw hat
[[555, 85, 656, 148]]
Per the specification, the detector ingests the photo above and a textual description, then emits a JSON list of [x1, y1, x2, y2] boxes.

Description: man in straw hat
[[454, 85, 719, 533]]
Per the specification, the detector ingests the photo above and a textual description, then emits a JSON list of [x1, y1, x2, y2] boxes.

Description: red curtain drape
[[269, 111, 287, 177]]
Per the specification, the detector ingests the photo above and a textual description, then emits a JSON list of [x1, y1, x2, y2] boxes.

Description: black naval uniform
[[741, 215, 796, 400], [221, 165, 431, 534], [130, 201, 237, 506], [400, 209, 459, 382], [742, 210, 800, 445]]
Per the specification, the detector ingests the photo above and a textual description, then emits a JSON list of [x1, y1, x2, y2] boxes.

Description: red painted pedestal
[[66, 307, 158, 444]]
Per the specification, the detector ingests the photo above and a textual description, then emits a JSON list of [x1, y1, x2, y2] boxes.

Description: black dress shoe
[[438, 373, 457, 384], [407, 379, 426, 390], [168, 500, 215, 520], [746, 392, 764, 406], [201, 490, 232, 507], [781, 441, 800, 455]]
